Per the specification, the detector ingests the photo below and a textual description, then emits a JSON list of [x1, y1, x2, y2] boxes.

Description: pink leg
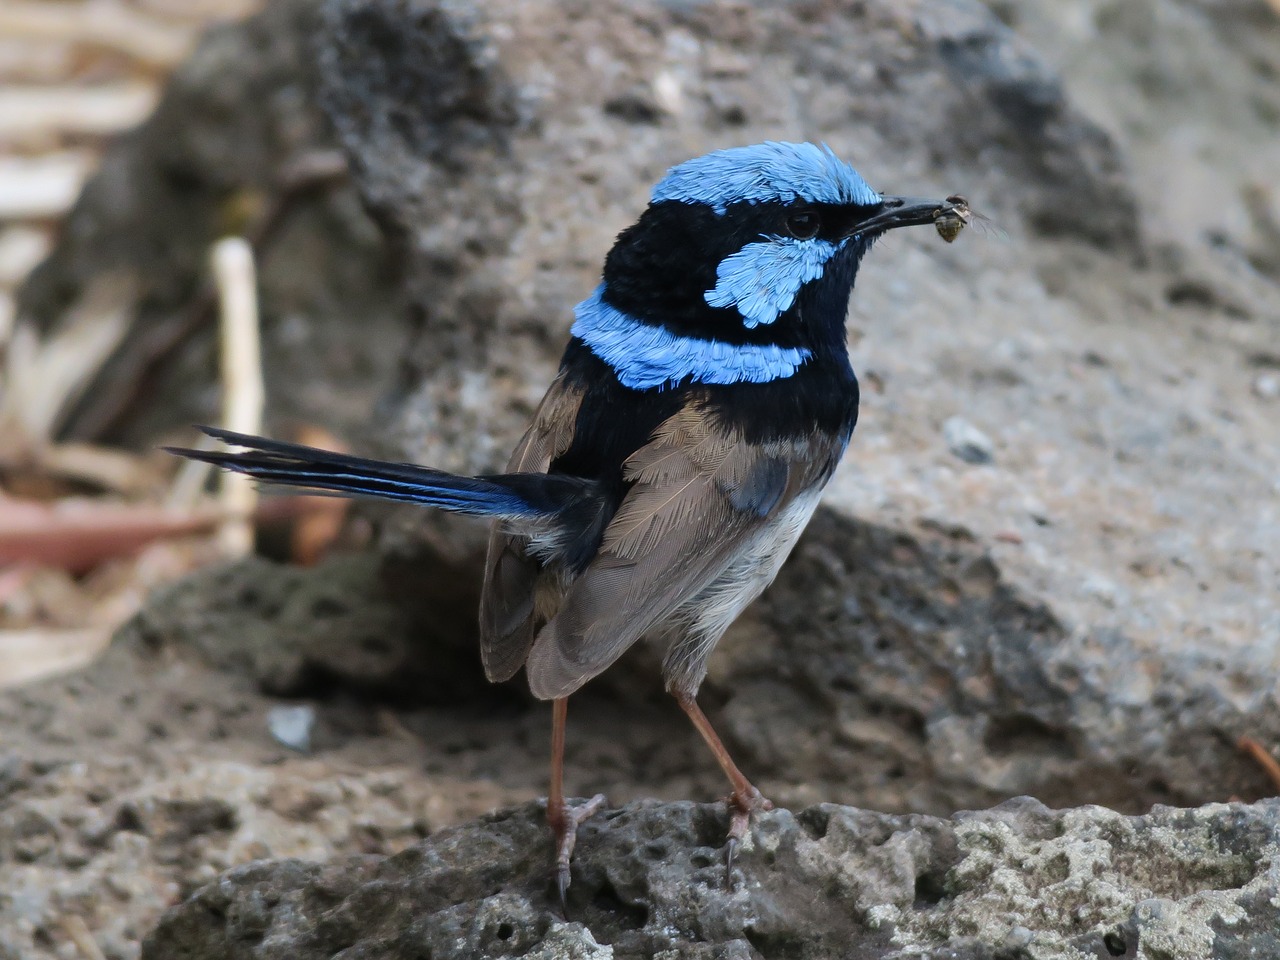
[[546, 697, 606, 913], [674, 693, 773, 884]]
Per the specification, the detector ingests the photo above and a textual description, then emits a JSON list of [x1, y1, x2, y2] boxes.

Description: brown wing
[[479, 371, 583, 681], [523, 403, 829, 700]]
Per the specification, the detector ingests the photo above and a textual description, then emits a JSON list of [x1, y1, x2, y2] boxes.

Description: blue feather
[[166, 427, 576, 518], [570, 285, 811, 390], [650, 141, 880, 214], [705, 235, 846, 328]]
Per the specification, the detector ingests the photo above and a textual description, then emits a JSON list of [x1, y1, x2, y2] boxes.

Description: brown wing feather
[[524, 403, 815, 700], [478, 372, 583, 681]]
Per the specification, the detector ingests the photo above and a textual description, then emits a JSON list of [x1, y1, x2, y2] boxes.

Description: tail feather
[[165, 426, 586, 518]]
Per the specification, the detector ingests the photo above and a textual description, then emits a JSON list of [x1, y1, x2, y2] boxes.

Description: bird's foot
[[549, 793, 607, 916], [723, 785, 773, 888]]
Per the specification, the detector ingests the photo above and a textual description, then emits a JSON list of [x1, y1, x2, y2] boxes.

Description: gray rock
[[122, 553, 492, 704], [105, 509, 1280, 818], [311, 0, 1142, 479], [140, 796, 1280, 960], [304, 0, 1275, 817]]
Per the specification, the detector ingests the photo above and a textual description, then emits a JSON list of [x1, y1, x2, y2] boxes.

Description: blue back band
[[570, 285, 812, 391]]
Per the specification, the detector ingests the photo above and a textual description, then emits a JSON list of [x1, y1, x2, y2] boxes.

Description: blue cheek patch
[[704, 236, 845, 328], [570, 285, 811, 391]]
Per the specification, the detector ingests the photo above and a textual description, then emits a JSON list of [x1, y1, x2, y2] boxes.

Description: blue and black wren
[[171, 141, 963, 897]]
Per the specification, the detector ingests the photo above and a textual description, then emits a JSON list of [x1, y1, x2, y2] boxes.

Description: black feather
[[166, 427, 595, 518]]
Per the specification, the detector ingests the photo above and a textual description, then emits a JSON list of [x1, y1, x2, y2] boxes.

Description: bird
[[169, 141, 965, 905]]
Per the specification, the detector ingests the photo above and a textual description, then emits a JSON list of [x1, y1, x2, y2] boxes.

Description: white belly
[[662, 486, 825, 693]]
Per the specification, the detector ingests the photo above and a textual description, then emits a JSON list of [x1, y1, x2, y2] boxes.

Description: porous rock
[[141, 796, 1280, 959], [120, 553, 491, 704]]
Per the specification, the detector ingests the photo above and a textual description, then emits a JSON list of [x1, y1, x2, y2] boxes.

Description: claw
[[671, 693, 774, 889], [722, 787, 773, 889], [556, 863, 571, 918], [549, 793, 607, 915]]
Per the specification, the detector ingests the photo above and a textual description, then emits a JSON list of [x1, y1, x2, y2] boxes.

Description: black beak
[[850, 195, 956, 235]]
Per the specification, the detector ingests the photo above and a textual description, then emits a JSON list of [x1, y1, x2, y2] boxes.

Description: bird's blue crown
[[573, 141, 881, 391], [651, 141, 880, 213]]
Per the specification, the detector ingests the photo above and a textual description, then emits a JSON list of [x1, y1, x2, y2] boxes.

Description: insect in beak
[[932, 195, 998, 243]]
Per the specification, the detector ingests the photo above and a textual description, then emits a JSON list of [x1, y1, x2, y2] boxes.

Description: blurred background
[[0, 1, 1278, 956], [0, 0, 262, 686]]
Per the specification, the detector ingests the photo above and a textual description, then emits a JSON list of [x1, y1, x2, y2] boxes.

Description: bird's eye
[[785, 210, 821, 240]]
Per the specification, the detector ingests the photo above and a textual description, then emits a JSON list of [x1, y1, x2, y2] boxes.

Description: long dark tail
[[166, 426, 590, 519]]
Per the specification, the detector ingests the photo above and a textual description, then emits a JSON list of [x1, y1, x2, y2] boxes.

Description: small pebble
[[943, 416, 995, 465], [1253, 372, 1280, 401], [1003, 926, 1034, 949], [267, 705, 316, 753]]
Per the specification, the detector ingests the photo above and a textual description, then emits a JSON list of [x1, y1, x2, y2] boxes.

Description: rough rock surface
[[4, 0, 1280, 957], [141, 797, 1280, 960]]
